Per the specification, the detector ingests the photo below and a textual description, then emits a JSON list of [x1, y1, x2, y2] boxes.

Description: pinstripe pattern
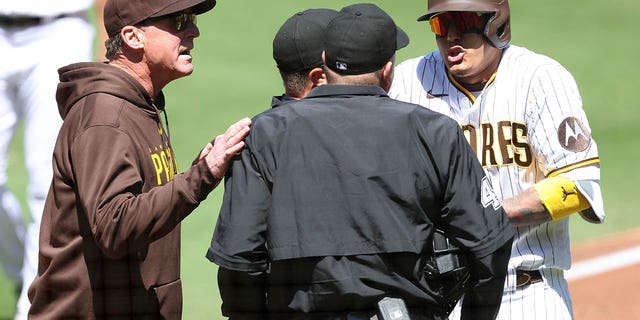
[[390, 45, 603, 319]]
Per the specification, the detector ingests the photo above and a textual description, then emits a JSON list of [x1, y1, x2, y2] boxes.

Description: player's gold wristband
[[533, 176, 591, 221]]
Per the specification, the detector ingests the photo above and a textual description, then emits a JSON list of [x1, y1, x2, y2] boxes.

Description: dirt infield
[[569, 228, 640, 319]]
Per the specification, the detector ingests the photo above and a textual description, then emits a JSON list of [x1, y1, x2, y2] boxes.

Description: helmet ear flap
[[484, 12, 510, 49], [497, 17, 511, 46]]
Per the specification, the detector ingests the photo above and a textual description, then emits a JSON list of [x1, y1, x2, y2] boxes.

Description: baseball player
[[389, 0, 605, 319], [0, 1, 104, 318]]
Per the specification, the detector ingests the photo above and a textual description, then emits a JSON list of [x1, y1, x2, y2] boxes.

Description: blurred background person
[[0, 1, 106, 319]]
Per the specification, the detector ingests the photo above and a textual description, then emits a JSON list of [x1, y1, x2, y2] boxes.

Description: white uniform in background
[[0, 1, 96, 319], [390, 44, 605, 319]]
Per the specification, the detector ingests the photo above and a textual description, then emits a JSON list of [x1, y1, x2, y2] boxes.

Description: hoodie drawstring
[[152, 103, 178, 175]]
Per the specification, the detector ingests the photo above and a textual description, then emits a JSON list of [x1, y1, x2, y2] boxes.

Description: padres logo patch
[[558, 117, 590, 152]]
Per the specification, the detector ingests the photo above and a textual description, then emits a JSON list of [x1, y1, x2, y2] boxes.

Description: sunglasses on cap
[[145, 12, 197, 32], [428, 12, 488, 37]]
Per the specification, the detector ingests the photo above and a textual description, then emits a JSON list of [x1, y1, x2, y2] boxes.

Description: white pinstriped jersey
[[390, 45, 604, 285], [0, 0, 94, 17]]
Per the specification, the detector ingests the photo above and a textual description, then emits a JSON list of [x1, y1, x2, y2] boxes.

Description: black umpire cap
[[324, 3, 409, 75], [273, 8, 339, 72]]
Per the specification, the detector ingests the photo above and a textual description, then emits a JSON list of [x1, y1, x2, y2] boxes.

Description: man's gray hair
[[104, 33, 123, 61]]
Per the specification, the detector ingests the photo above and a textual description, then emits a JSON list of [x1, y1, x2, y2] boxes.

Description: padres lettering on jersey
[[149, 143, 177, 186], [461, 121, 533, 168]]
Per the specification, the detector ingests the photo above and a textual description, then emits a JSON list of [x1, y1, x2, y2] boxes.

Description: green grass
[[1, 0, 638, 318]]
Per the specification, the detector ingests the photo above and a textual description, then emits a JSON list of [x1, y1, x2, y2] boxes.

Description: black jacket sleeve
[[218, 267, 267, 319], [420, 114, 515, 319], [460, 238, 513, 320]]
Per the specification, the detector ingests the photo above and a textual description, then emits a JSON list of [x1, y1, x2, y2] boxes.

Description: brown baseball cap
[[104, 0, 217, 37]]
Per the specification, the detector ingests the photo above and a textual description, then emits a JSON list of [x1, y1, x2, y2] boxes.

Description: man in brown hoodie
[[27, 0, 251, 318]]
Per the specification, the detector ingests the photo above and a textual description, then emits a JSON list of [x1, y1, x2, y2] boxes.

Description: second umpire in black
[[207, 3, 515, 319]]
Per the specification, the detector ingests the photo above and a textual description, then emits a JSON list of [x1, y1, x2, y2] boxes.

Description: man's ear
[[380, 60, 395, 92], [309, 67, 327, 87], [121, 25, 145, 50]]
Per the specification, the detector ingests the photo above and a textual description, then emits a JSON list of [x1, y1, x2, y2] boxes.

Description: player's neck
[[461, 81, 487, 92], [458, 52, 502, 92]]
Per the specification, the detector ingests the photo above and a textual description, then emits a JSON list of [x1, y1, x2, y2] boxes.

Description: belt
[[283, 308, 446, 320], [516, 270, 543, 288], [0, 13, 76, 27]]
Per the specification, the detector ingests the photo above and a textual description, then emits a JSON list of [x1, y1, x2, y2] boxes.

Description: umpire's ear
[[381, 58, 395, 93], [309, 67, 327, 88]]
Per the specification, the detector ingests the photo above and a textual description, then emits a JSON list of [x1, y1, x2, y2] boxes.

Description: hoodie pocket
[[152, 278, 183, 320]]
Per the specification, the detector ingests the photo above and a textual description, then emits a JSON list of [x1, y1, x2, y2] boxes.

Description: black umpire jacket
[[207, 85, 515, 319], [270, 93, 295, 108]]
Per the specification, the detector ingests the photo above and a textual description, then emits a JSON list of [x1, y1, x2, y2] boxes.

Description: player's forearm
[[501, 187, 551, 226], [504, 175, 595, 226]]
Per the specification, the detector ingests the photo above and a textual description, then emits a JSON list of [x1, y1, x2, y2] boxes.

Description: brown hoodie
[[28, 62, 218, 319]]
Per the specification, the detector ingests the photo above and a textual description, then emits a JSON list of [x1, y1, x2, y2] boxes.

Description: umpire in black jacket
[[207, 3, 515, 320]]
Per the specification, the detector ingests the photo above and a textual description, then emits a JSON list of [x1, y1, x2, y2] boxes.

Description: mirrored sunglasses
[[146, 12, 197, 32], [429, 12, 488, 37], [171, 12, 197, 32]]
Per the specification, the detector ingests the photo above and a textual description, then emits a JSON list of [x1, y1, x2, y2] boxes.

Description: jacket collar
[[271, 94, 296, 108], [306, 84, 389, 98]]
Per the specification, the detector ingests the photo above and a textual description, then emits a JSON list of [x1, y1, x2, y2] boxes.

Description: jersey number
[[481, 177, 502, 210]]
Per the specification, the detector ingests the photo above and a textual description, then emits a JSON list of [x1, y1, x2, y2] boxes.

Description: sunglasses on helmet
[[144, 12, 197, 33], [428, 12, 488, 37]]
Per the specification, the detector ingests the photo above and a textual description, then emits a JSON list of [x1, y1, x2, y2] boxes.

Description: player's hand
[[203, 117, 251, 180]]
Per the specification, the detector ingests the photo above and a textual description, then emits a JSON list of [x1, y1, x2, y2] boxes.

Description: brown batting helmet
[[417, 0, 511, 49]]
